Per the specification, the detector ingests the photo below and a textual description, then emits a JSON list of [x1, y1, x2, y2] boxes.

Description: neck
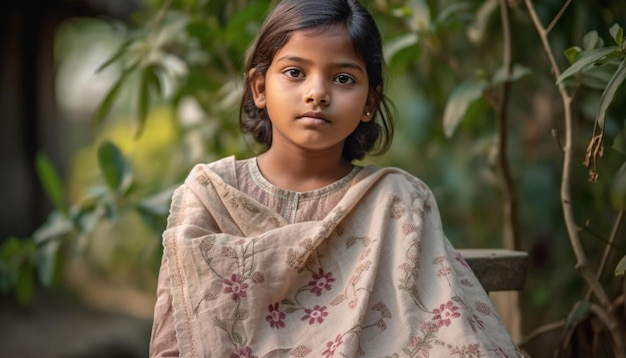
[[257, 147, 353, 192]]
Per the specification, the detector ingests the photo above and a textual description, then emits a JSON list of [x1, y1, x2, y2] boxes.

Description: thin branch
[[586, 209, 626, 301], [496, 0, 521, 251], [524, 0, 626, 354], [519, 320, 565, 347], [546, 0, 573, 34]]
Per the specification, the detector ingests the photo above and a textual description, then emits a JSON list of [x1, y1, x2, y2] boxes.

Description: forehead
[[273, 25, 364, 65]]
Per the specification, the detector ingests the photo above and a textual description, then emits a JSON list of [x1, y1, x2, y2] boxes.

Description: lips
[[298, 112, 330, 123]]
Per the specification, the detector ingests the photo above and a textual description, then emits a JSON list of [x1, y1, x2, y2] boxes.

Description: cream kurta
[[150, 156, 520, 357]]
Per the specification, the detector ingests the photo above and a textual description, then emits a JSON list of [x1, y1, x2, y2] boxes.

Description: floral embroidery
[[450, 343, 480, 357], [432, 300, 461, 327], [230, 346, 257, 358], [266, 302, 286, 329], [437, 265, 452, 277], [289, 345, 312, 357], [309, 268, 336, 296], [322, 334, 344, 357], [223, 273, 249, 301], [475, 301, 492, 315], [301, 305, 328, 325]]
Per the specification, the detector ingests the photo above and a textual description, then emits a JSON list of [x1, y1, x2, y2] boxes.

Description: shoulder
[[360, 164, 432, 196], [184, 155, 239, 187]]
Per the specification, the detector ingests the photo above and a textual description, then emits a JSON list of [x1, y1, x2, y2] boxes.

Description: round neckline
[[247, 157, 360, 199]]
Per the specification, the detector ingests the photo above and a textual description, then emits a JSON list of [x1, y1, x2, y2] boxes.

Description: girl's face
[[250, 25, 376, 158]]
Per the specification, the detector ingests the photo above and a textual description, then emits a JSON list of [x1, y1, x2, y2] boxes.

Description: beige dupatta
[[163, 157, 521, 357]]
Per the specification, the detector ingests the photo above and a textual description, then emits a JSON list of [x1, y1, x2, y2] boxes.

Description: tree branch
[[497, 0, 520, 251], [524, 0, 625, 354]]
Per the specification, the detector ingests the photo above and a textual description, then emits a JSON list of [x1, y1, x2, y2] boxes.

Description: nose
[[305, 76, 330, 106]]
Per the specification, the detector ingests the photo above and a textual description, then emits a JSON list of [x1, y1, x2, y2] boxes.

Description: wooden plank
[[457, 248, 528, 292]]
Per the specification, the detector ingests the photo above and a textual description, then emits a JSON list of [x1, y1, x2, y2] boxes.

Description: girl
[[150, 0, 521, 357]]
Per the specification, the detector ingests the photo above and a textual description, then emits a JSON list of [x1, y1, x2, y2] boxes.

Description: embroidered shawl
[[163, 157, 521, 357]]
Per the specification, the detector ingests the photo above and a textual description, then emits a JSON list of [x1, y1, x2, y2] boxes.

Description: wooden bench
[[458, 248, 528, 292]]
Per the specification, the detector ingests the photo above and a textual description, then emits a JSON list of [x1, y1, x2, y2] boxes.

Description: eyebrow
[[276, 55, 364, 73]]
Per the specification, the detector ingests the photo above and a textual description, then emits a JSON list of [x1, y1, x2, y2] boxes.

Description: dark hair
[[239, 0, 394, 161]]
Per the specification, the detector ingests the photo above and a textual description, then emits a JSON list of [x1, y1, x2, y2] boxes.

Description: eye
[[284, 68, 304, 78], [335, 74, 355, 85]]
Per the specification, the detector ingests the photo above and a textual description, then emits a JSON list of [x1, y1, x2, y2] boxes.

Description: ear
[[362, 86, 381, 122], [249, 68, 267, 109]]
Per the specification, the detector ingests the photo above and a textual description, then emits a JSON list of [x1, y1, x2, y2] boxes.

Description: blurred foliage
[[2, 0, 626, 354]]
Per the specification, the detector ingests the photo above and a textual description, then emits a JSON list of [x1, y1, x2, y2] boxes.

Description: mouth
[[298, 112, 330, 123]]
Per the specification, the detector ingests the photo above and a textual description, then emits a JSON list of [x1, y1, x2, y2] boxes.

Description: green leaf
[[582, 30, 599, 51], [616, 254, 626, 277], [442, 80, 487, 138], [565, 300, 589, 327], [37, 240, 61, 287], [491, 64, 532, 86], [32, 211, 73, 245], [135, 66, 152, 138], [97, 140, 132, 194], [564, 46, 582, 65], [466, 0, 498, 43], [609, 23, 624, 48], [35, 153, 66, 214], [92, 66, 136, 127], [579, 66, 615, 90], [596, 58, 626, 129], [557, 47, 619, 84], [384, 33, 419, 63], [95, 38, 134, 73]]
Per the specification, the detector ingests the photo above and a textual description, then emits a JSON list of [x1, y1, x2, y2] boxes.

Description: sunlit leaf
[[615, 254, 626, 277], [557, 47, 619, 84], [596, 58, 626, 129], [32, 211, 73, 245], [564, 46, 582, 65], [35, 153, 66, 214], [442, 80, 487, 138], [609, 23, 624, 48], [97, 140, 132, 194], [384, 33, 419, 63]]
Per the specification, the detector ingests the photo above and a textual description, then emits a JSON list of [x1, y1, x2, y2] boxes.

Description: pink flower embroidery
[[301, 305, 328, 325], [322, 334, 343, 357], [432, 300, 461, 327], [266, 302, 286, 329], [223, 273, 249, 301], [230, 346, 257, 358], [309, 268, 336, 296]]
